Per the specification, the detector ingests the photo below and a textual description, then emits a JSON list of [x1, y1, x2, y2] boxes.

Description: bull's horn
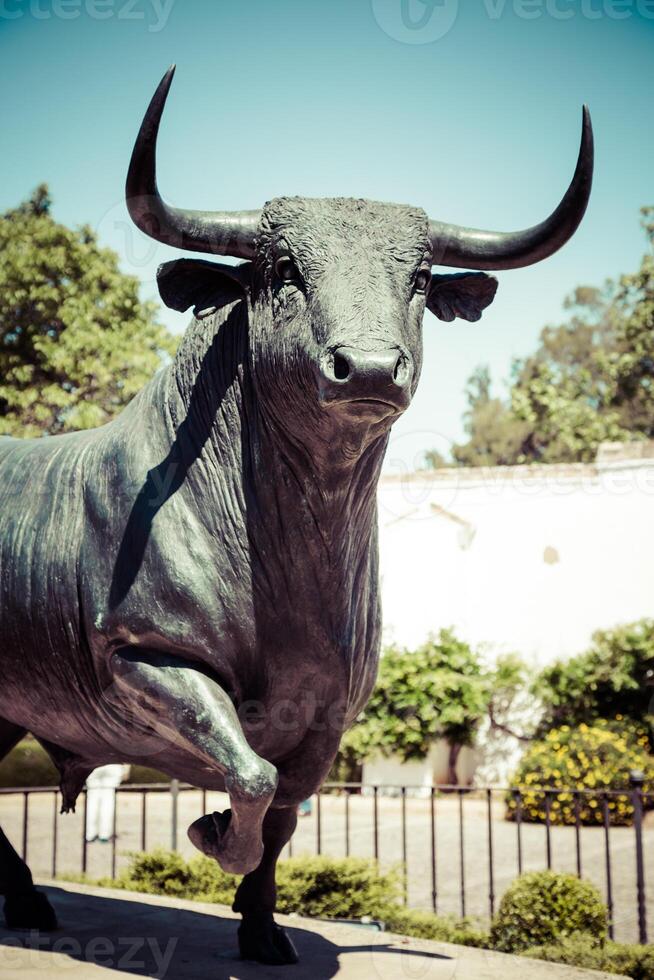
[[126, 65, 260, 259], [429, 106, 593, 270]]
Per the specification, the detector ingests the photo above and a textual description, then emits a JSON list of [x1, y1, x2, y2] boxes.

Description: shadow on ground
[[0, 885, 452, 979]]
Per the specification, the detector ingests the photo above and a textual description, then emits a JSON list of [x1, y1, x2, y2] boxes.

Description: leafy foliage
[[535, 619, 654, 746], [97, 850, 404, 919], [109, 848, 235, 901], [451, 366, 531, 467], [508, 283, 631, 463], [474, 654, 540, 784], [522, 933, 654, 979], [439, 208, 654, 465], [0, 185, 177, 437], [381, 907, 489, 946], [341, 630, 489, 764], [325, 744, 362, 787], [485, 653, 537, 739], [275, 856, 402, 920], [490, 871, 607, 952], [74, 852, 654, 972], [506, 719, 654, 826], [69, 849, 490, 946], [423, 447, 449, 469]]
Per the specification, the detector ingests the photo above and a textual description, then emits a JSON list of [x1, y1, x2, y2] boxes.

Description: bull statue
[[0, 66, 593, 965]]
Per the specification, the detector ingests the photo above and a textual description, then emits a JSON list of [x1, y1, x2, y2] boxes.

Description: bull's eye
[[414, 269, 431, 294], [275, 256, 299, 283]]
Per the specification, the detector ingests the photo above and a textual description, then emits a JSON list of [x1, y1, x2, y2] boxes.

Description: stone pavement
[[0, 881, 622, 979]]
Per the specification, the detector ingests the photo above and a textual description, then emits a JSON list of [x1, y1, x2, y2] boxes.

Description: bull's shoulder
[[0, 428, 94, 524]]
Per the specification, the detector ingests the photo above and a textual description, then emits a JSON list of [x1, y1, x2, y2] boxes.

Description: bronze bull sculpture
[[0, 67, 593, 964]]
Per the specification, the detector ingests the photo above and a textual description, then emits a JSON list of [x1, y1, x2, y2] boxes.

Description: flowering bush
[[506, 719, 654, 826]]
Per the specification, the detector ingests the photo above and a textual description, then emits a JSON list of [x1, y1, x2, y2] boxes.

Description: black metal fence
[[1, 775, 650, 944]]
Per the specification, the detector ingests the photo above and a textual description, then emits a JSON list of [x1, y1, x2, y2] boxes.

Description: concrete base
[[0, 880, 620, 979]]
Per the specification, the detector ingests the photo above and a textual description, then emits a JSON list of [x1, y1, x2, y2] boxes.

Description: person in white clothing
[[85, 764, 130, 843]]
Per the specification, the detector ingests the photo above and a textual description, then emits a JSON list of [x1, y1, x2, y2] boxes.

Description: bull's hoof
[[238, 913, 299, 966], [187, 810, 263, 875], [3, 890, 58, 931]]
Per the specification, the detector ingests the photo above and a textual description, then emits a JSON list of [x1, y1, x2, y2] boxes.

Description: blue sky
[[1, 0, 652, 470]]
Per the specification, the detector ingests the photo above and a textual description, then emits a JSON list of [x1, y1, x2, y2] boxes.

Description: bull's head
[[126, 67, 592, 453]]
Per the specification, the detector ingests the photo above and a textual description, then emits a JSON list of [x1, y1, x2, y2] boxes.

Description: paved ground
[[1, 789, 652, 943], [0, 881, 623, 979]]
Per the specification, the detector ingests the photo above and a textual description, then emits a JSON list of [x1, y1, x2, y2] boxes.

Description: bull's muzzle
[[317, 346, 413, 418]]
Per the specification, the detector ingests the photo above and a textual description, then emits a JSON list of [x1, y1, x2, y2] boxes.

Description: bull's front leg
[[233, 806, 299, 965], [232, 725, 343, 965], [109, 650, 277, 875]]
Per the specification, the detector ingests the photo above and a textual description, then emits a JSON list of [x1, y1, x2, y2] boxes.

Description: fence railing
[[0, 774, 650, 944]]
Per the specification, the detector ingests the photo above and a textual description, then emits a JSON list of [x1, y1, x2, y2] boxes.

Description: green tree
[[602, 206, 654, 437], [342, 630, 490, 784], [438, 208, 654, 465], [0, 185, 177, 437], [509, 284, 631, 462], [485, 653, 536, 742], [534, 619, 654, 747], [423, 447, 448, 469], [451, 365, 530, 467]]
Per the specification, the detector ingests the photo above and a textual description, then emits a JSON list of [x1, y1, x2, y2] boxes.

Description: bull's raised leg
[[110, 650, 277, 874], [0, 718, 58, 930], [232, 805, 299, 965]]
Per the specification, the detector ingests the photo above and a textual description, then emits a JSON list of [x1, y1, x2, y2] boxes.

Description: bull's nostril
[[333, 353, 350, 381], [394, 354, 409, 385]]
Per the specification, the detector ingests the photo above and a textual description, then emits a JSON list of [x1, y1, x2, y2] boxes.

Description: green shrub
[[506, 719, 654, 826], [490, 871, 607, 953], [66, 853, 653, 969], [103, 849, 238, 904], [383, 907, 489, 947], [93, 849, 402, 919], [275, 856, 402, 919], [67, 850, 489, 947], [535, 619, 654, 747], [522, 932, 654, 980]]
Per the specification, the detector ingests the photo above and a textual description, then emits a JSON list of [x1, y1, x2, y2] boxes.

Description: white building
[[365, 442, 654, 788], [378, 441, 654, 667]]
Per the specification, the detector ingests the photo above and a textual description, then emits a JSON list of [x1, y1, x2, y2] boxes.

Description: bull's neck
[[250, 406, 388, 575], [165, 314, 387, 597], [239, 403, 387, 658]]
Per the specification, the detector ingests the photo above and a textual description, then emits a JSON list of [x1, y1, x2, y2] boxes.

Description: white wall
[[377, 445, 654, 668], [362, 743, 479, 795]]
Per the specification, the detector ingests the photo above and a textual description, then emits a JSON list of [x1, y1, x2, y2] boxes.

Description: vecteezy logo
[[371, 0, 459, 43]]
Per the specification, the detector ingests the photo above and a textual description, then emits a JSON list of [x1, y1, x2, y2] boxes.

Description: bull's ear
[[157, 259, 251, 317], [426, 272, 498, 323]]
